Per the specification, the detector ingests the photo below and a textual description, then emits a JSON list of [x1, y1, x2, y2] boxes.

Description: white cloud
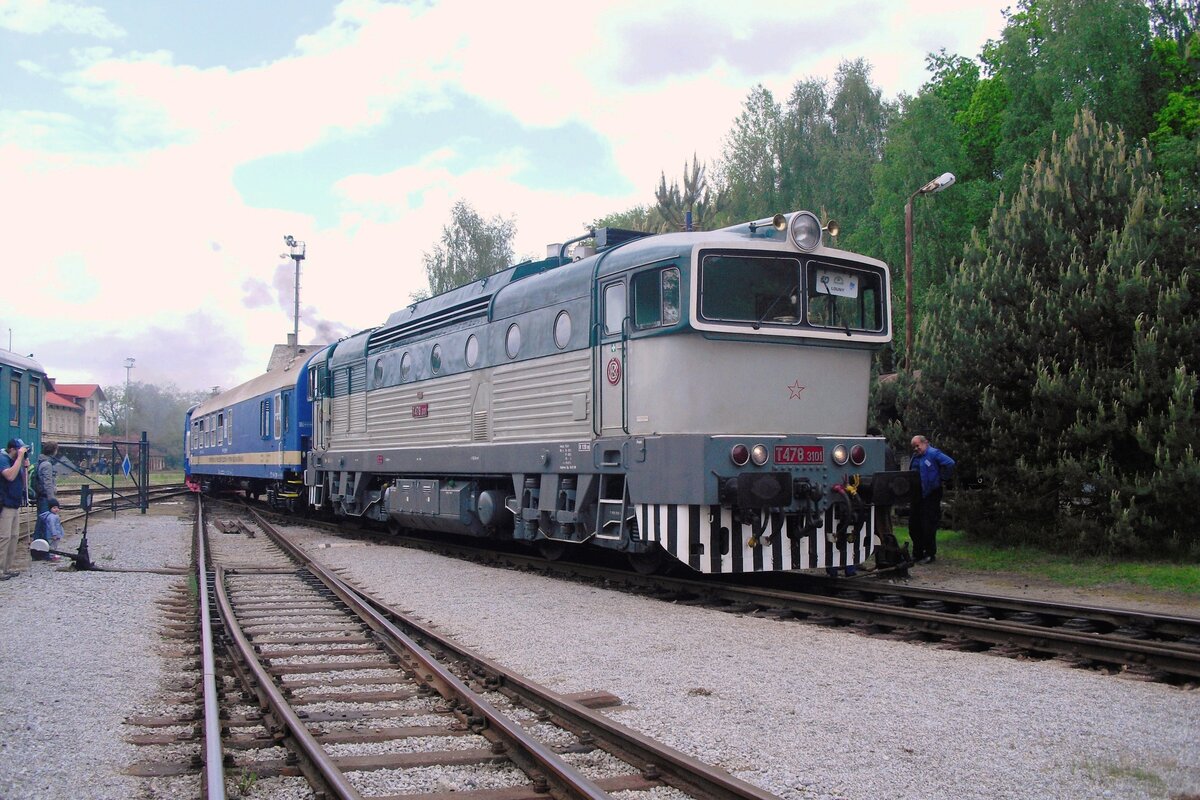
[[1, 0, 1012, 390], [0, 0, 124, 38]]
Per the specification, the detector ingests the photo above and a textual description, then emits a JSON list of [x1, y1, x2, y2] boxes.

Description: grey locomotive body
[[306, 211, 902, 573]]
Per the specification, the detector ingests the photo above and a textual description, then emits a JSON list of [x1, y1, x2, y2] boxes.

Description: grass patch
[[56, 470, 184, 488], [895, 525, 1200, 598]]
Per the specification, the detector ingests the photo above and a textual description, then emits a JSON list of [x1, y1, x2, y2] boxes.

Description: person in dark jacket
[[908, 434, 955, 564], [0, 439, 31, 579], [32, 441, 58, 554]]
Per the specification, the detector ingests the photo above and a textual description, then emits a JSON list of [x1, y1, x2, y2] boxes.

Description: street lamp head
[[284, 234, 296, 247], [125, 357, 135, 369], [920, 172, 956, 195]]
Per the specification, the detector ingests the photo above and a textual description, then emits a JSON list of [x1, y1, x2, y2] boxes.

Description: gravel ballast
[[0, 503, 191, 800], [284, 527, 1200, 800], [1, 507, 1197, 800]]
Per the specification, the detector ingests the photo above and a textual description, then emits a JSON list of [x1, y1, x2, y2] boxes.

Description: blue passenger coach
[[185, 347, 314, 510]]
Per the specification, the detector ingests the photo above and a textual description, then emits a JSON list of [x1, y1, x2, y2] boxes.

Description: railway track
[[183, 496, 787, 800], [281, 519, 1200, 685]]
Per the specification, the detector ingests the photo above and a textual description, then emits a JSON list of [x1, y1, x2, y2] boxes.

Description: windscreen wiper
[[753, 284, 799, 330], [819, 276, 853, 337]]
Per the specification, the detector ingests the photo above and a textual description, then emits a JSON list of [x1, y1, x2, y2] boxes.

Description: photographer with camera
[[0, 438, 32, 580]]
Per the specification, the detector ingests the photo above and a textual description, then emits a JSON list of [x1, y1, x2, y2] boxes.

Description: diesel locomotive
[[187, 210, 910, 574]]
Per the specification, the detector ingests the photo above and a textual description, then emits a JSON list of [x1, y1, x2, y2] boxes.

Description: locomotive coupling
[[718, 472, 793, 508]]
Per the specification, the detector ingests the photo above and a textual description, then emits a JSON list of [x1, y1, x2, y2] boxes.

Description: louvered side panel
[[364, 374, 474, 449], [491, 350, 592, 442]]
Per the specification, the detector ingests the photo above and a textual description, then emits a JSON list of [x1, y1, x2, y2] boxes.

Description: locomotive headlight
[[789, 211, 823, 251], [751, 444, 770, 466], [832, 444, 849, 465], [731, 444, 750, 466], [850, 445, 866, 466]]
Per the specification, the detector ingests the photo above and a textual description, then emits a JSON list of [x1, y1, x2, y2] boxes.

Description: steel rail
[[243, 506, 614, 800], [806, 578, 1200, 638], [649, 581, 1200, 678], [194, 495, 226, 799], [211, 562, 367, 800]]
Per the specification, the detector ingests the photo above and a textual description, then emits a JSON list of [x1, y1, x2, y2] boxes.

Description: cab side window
[[632, 266, 680, 329]]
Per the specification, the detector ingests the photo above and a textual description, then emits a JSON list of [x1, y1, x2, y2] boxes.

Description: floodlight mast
[[283, 235, 306, 350], [903, 173, 955, 371]]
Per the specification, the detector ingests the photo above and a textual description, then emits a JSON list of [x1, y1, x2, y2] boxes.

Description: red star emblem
[[788, 380, 805, 399]]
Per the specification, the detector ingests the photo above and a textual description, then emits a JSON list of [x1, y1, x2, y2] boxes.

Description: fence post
[[139, 432, 149, 513]]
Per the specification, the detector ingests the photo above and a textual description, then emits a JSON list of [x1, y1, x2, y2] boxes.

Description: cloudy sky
[[1, 0, 1010, 391]]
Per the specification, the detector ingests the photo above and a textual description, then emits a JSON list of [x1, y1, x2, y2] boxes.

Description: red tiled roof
[[52, 384, 105, 401], [45, 391, 82, 410]]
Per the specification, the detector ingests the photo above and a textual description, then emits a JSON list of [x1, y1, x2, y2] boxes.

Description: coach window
[[260, 399, 270, 439], [505, 323, 522, 359], [603, 282, 626, 336], [281, 391, 291, 433], [465, 335, 479, 368], [8, 376, 18, 425], [28, 380, 39, 428], [400, 351, 412, 381], [431, 344, 443, 374], [273, 393, 282, 439], [227, 409, 233, 443], [217, 412, 225, 444], [373, 358, 384, 388], [553, 310, 572, 349]]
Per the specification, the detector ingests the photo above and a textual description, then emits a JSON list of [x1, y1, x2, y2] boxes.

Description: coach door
[[598, 279, 628, 435]]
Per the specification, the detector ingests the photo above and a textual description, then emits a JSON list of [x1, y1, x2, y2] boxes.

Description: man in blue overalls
[[909, 435, 955, 564]]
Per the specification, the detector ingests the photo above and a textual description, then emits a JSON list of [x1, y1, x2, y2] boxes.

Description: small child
[[35, 498, 65, 562]]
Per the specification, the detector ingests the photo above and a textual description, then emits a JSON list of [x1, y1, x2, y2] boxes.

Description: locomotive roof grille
[[367, 295, 492, 354]]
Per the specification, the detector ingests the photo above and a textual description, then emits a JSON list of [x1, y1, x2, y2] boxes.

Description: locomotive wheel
[[627, 546, 665, 575], [537, 539, 568, 561]]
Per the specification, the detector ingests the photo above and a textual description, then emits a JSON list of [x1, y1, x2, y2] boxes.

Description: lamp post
[[123, 357, 135, 439], [283, 235, 306, 348], [904, 172, 955, 371]]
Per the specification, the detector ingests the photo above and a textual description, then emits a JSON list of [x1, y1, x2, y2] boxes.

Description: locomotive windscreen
[[699, 253, 801, 324], [699, 252, 885, 333]]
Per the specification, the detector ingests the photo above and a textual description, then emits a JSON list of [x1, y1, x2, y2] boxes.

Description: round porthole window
[[373, 358, 384, 387], [431, 344, 443, 374], [554, 310, 571, 349], [400, 351, 412, 381], [465, 334, 479, 367], [505, 323, 522, 359]]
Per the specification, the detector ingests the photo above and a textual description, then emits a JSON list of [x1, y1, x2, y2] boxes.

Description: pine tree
[[904, 109, 1200, 556]]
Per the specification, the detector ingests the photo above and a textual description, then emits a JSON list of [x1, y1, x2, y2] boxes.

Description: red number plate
[[412, 403, 429, 419], [773, 445, 823, 464]]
